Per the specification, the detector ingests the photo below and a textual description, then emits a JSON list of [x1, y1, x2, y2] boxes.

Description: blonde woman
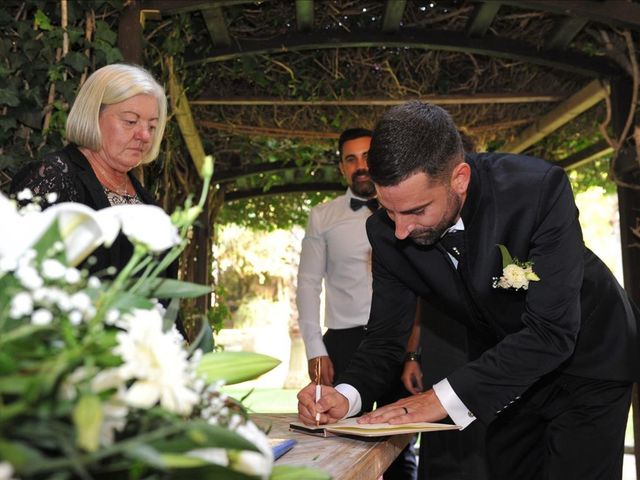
[[12, 63, 168, 273]]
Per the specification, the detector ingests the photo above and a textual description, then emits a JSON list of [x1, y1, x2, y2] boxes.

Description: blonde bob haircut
[[66, 63, 167, 165]]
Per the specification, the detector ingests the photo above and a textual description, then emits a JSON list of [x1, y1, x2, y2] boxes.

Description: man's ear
[[338, 161, 345, 178], [450, 162, 470, 195]]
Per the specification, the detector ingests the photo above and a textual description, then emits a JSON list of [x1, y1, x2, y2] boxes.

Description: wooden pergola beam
[[466, 2, 500, 37], [556, 139, 613, 170], [185, 29, 620, 77], [225, 182, 344, 202], [546, 16, 588, 50], [214, 160, 336, 183], [142, 0, 257, 15], [382, 0, 406, 33], [296, 0, 313, 32], [503, 79, 610, 153], [202, 6, 231, 47], [167, 57, 206, 175], [192, 93, 563, 106], [498, 0, 640, 31]]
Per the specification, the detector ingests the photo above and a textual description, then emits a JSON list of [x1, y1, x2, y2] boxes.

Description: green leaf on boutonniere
[[497, 244, 514, 269]]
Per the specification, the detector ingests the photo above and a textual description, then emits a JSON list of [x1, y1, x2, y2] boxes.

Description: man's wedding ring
[[401, 406, 409, 415]]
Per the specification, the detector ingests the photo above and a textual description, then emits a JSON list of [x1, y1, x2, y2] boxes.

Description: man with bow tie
[[296, 128, 417, 479]]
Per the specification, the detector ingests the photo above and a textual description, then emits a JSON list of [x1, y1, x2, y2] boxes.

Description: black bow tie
[[440, 229, 465, 261], [350, 197, 379, 212]]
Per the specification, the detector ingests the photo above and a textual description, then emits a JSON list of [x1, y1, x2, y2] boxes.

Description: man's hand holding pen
[[297, 382, 349, 426]]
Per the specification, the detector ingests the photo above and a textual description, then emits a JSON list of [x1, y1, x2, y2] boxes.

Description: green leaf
[[0, 324, 50, 347], [138, 278, 212, 299], [271, 465, 332, 479], [0, 87, 19, 107], [497, 244, 513, 269], [188, 319, 214, 354], [0, 375, 30, 394], [0, 439, 44, 471], [63, 51, 89, 73], [124, 444, 168, 470], [108, 291, 156, 312], [150, 421, 258, 454], [72, 394, 103, 452], [31, 218, 64, 263], [196, 351, 280, 385], [34, 9, 53, 31], [159, 453, 208, 468], [167, 464, 256, 479]]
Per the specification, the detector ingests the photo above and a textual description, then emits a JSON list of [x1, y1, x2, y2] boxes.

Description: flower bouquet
[[0, 157, 326, 479]]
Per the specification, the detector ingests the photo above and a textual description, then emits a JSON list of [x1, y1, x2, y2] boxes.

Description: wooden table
[[252, 413, 412, 480]]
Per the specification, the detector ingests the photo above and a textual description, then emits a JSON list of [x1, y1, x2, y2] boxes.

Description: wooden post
[[117, 0, 142, 65], [611, 76, 640, 479], [117, 1, 145, 184]]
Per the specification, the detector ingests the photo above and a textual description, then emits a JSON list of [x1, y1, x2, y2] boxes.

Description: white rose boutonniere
[[492, 244, 540, 291]]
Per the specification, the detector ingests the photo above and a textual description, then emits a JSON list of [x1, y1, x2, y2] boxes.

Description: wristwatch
[[405, 351, 421, 362]]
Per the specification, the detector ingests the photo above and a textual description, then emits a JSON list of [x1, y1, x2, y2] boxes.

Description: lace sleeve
[[11, 154, 81, 207]]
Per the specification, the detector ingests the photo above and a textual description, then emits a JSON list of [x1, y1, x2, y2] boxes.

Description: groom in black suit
[[298, 101, 640, 479]]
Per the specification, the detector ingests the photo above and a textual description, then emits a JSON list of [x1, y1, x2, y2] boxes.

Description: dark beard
[[409, 189, 462, 246], [350, 169, 376, 197]]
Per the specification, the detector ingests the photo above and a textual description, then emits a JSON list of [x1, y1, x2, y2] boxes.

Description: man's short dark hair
[[338, 128, 373, 161], [368, 102, 463, 186]]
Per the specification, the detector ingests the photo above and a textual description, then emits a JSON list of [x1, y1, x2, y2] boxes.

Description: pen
[[315, 358, 321, 426]]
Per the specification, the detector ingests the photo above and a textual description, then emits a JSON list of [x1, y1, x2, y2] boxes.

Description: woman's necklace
[[88, 157, 131, 196]]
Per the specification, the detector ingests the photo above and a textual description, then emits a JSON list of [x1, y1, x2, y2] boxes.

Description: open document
[[289, 417, 460, 438]]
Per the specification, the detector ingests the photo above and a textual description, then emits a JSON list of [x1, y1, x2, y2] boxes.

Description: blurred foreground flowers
[[0, 157, 325, 479]]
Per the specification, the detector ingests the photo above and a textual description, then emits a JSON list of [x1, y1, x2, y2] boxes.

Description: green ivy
[[0, 1, 123, 184]]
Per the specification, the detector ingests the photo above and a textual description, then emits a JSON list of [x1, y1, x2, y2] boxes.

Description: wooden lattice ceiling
[[137, 0, 639, 200]]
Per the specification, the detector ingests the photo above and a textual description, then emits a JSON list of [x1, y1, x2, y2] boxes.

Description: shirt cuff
[[305, 335, 329, 360], [433, 378, 476, 429], [335, 383, 362, 419]]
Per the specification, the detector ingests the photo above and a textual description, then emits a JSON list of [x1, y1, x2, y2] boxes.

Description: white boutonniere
[[492, 244, 540, 290]]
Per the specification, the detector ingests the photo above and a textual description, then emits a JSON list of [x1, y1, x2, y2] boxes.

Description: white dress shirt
[[338, 217, 477, 427], [296, 189, 374, 361]]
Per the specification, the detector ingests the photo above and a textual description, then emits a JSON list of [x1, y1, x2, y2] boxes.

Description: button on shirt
[[296, 189, 374, 361]]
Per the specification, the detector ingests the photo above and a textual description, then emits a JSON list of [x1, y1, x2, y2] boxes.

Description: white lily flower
[[0, 193, 117, 269], [46, 202, 120, 266], [103, 205, 180, 253]]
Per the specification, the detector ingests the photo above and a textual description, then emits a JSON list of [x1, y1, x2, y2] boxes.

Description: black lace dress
[[11, 144, 153, 273]]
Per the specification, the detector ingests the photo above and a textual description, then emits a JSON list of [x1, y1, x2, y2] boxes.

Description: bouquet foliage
[[0, 157, 325, 479]]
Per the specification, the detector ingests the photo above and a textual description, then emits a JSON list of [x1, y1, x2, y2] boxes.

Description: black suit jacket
[[11, 144, 156, 275], [338, 152, 640, 424]]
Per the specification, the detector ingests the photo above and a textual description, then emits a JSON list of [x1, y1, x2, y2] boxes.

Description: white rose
[[502, 264, 528, 290]]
